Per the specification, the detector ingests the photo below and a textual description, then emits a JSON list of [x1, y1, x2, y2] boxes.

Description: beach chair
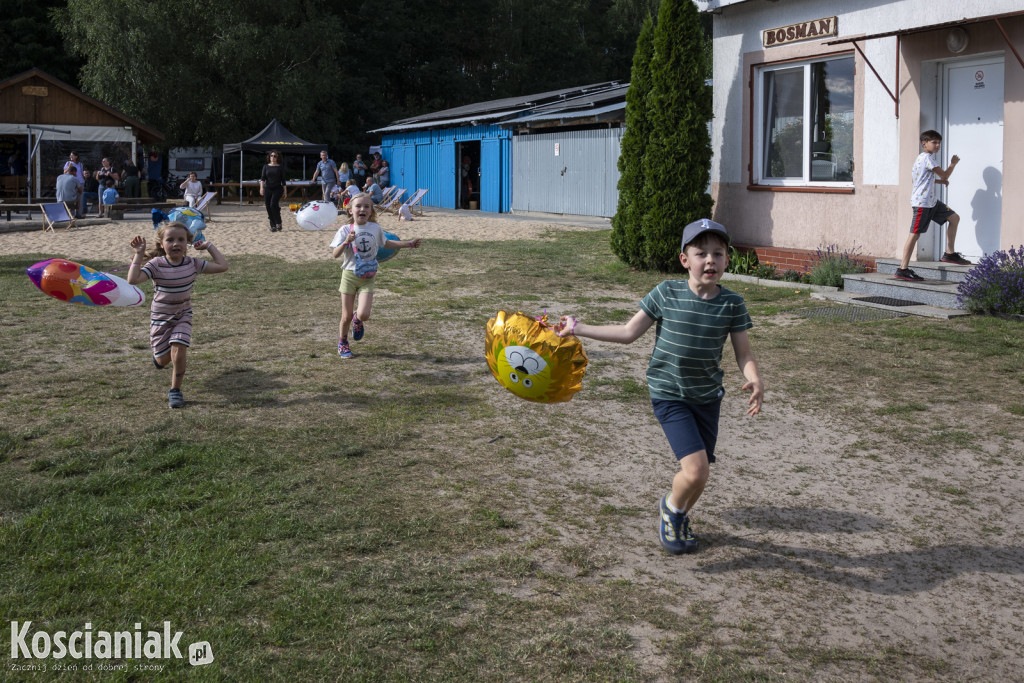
[[402, 188, 429, 216], [374, 185, 397, 209], [378, 188, 407, 214], [40, 202, 77, 232], [194, 191, 218, 220]]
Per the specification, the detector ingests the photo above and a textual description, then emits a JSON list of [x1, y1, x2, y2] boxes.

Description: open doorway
[[456, 141, 480, 210]]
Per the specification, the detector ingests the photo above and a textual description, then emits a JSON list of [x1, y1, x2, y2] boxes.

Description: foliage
[[726, 245, 759, 276], [807, 243, 867, 287], [782, 269, 807, 283], [957, 245, 1024, 316], [752, 262, 777, 280], [640, 0, 714, 271], [0, 0, 80, 86], [610, 14, 655, 269], [48, 0, 658, 151]]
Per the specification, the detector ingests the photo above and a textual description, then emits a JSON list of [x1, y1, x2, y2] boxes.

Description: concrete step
[[842, 272, 964, 310], [874, 258, 973, 283], [810, 291, 970, 319]]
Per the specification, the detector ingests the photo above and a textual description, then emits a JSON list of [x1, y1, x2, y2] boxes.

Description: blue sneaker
[[659, 494, 697, 555], [168, 388, 184, 409], [338, 341, 353, 359], [352, 316, 365, 341]]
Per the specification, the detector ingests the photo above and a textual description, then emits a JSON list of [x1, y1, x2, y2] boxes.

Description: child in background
[[100, 179, 119, 218], [329, 193, 421, 359], [557, 219, 763, 555], [127, 222, 229, 408], [896, 129, 966, 281]]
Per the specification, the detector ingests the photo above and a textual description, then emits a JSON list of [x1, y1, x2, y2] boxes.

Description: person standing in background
[[122, 157, 141, 197], [312, 150, 339, 202], [260, 150, 286, 232]]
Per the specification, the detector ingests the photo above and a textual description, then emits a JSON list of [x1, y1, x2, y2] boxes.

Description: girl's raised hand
[[130, 235, 146, 254], [193, 240, 210, 251]]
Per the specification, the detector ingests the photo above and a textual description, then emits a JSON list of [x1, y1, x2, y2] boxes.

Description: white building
[[698, 0, 1023, 268]]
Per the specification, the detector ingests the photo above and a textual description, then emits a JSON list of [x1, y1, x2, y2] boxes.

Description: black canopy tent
[[221, 119, 327, 204]]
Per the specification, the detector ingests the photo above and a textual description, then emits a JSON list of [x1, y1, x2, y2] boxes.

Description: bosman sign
[[763, 17, 837, 48]]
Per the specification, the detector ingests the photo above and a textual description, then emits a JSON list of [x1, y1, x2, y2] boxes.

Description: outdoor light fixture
[[946, 27, 969, 54]]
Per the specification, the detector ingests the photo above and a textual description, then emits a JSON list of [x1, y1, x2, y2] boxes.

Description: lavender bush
[[808, 243, 867, 288], [957, 245, 1024, 316]]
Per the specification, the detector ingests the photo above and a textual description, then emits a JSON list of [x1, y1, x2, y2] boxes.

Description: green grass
[[2, 230, 1023, 680]]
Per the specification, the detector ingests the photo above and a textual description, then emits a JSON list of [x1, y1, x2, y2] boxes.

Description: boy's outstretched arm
[[730, 330, 763, 415], [557, 309, 654, 344]]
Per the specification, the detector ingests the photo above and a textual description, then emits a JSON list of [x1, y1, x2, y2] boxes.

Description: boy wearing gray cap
[[557, 219, 763, 555]]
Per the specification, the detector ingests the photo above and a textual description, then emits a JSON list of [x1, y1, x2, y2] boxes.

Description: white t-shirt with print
[[330, 222, 386, 271], [910, 152, 939, 208]]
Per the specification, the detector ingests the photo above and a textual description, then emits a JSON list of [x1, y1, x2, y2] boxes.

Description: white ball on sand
[[295, 201, 338, 231]]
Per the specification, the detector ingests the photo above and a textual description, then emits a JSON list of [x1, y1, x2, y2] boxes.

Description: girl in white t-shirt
[[179, 172, 203, 207], [328, 193, 421, 358]]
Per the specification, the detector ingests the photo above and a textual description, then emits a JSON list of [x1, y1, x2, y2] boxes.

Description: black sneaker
[[940, 252, 972, 265], [658, 494, 697, 555], [894, 268, 924, 281]]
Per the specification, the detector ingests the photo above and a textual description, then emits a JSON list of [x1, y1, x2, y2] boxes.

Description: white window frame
[[753, 54, 855, 188]]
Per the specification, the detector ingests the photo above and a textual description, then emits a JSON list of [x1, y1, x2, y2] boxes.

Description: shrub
[[610, 15, 655, 269], [957, 245, 1024, 316], [752, 261, 777, 280], [782, 269, 805, 283], [727, 245, 758, 275], [808, 243, 867, 287], [640, 0, 713, 271]]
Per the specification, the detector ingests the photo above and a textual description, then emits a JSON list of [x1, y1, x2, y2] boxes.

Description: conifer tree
[[640, 0, 713, 271], [610, 14, 655, 268]]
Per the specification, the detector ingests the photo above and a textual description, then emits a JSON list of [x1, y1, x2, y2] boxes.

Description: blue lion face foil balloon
[[166, 207, 207, 244]]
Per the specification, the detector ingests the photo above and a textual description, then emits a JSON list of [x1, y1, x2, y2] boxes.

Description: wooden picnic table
[[210, 181, 315, 205], [106, 202, 178, 220]]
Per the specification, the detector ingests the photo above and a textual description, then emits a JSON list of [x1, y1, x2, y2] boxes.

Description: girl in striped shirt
[[128, 222, 229, 408]]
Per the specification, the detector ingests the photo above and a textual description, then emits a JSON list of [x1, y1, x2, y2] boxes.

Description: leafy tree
[[53, 0, 355, 149], [0, 0, 80, 86], [610, 14, 654, 268], [640, 0, 712, 271]]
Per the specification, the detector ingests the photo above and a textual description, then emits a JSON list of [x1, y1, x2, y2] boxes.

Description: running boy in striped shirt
[[556, 219, 763, 555], [128, 222, 229, 408]]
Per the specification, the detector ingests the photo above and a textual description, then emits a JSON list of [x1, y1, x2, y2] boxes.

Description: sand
[[0, 202, 611, 263]]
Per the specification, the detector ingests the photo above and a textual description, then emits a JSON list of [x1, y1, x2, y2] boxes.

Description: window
[[173, 157, 206, 172], [756, 55, 854, 186]]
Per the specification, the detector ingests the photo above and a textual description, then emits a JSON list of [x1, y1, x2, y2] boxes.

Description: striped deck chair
[[374, 185, 398, 211], [402, 188, 429, 216], [40, 202, 77, 232], [194, 191, 218, 220], [378, 188, 407, 214]]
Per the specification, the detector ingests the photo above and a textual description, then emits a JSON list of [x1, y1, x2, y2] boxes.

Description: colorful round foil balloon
[[26, 258, 145, 307], [485, 311, 588, 403]]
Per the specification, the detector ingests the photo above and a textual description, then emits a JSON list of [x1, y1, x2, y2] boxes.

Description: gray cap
[[681, 218, 730, 250]]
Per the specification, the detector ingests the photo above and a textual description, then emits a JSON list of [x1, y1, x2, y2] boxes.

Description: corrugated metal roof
[[506, 101, 626, 125], [373, 81, 624, 133]]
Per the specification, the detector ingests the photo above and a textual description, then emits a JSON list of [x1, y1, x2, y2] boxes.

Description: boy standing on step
[[896, 130, 967, 281]]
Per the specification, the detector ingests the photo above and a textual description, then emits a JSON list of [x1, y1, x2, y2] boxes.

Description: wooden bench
[[0, 203, 43, 221], [106, 202, 177, 220]]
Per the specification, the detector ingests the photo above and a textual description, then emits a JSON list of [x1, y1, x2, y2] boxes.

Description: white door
[[941, 56, 1004, 261]]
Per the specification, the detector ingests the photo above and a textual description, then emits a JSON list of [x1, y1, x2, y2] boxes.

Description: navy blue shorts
[[651, 398, 721, 463]]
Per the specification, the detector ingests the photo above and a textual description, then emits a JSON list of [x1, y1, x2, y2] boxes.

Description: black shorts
[[910, 201, 955, 234]]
